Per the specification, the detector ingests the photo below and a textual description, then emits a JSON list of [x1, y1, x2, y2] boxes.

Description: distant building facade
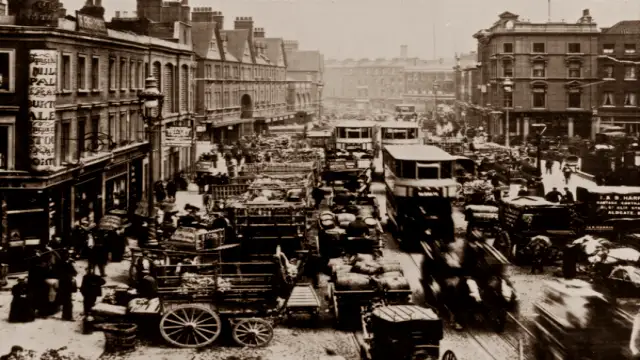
[[285, 40, 324, 123], [597, 20, 640, 135], [472, 10, 599, 139], [324, 46, 473, 113]]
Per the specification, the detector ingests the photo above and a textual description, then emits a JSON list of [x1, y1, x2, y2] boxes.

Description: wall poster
[[28, 49, 57, 171]]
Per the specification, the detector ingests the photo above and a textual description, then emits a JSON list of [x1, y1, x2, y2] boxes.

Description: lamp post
[[531, 123, 547, 177], [502, 78, 513, 148], [433, 81, 440, 120], [138, 77, 165, 245]]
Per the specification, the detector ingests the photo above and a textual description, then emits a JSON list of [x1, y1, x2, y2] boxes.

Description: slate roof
[[603, 20, 640, 35], [221, 29, 253, 64], [191, 22, 222, 60], [285, 50, 323, 72], [263, 38, 286, 67]]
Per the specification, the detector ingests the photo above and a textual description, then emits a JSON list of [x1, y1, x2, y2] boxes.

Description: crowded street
[[4, 1, 640, 360]]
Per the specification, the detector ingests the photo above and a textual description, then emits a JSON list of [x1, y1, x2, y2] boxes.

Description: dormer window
[[625, 44, 637, 54], [603, 44, 614, 54]]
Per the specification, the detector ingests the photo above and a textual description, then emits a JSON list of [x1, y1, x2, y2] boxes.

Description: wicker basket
[[101, 323, 138, 352]]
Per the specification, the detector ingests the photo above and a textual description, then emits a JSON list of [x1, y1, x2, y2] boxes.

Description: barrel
[[101, 323, 138, 352], [320, 213, 335, 222], [363, 217, 377, 228], [321, 219, 336, 229]]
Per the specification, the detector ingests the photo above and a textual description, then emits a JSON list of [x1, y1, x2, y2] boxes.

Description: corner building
[[0, 0, 195, 260], [473, 10, 599, 139]]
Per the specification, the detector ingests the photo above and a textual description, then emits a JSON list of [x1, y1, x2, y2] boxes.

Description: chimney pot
[[115, 11, 120, 18], [122, 11, 128, 17], [583, 8, 589, 16], [94, 0, 101, 6]]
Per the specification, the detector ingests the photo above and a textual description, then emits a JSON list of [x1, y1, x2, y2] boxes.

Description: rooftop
[[378, 121, 420, 129], [384, 145, 454, 161]]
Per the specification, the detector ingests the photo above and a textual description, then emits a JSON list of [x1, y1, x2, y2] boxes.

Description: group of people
[[9, 248, 106, 323], [544, 187, 575, 204]]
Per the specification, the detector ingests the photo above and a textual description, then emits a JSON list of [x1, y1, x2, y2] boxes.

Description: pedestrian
[[517, 185, 528, 197], [563, 166, 572, 185], [562, 187, 575, 204], [312, 185, 325, 210], [56, 250, 78, 321], [8, 277, 35, 323], [0, 346, 23, 360], [545, 187, 563, 203], [166, 179, 177, 200], [154, 180, 166, 202], [545, 159, 553, 175], [87, 231, 107, 277], [80, 270, 105, 316]]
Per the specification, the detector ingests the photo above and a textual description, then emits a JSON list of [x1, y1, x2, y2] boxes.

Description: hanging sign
[[28, 50, 57, 171], [165, 126, 192, 147]]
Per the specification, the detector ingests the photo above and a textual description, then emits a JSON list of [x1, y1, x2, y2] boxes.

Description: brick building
[[284, 40, 324, 123], [324, 46, 471, 114], [473, 10, 599, 139], [597, 21, 640, 134], [0, 0, 195, 255], [190, 9, 296, 142]]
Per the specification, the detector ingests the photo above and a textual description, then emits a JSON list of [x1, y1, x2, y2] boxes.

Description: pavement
[[506, 160, 596, 199], [0, 258, 132, 358]]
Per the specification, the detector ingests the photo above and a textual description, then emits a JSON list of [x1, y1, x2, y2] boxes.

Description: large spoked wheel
[[442, 350, 457, 360], [232, 318, 274, 348], [159, 304, 222, 348]]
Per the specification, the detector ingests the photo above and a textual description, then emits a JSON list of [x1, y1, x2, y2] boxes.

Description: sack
[[380, 261, 403, 274], [380, 271, 403, 278], [336, 273, 371, 290], [353, 253, 375, 264], [352, 261, 381, 275], [377, 276, 410, 291]]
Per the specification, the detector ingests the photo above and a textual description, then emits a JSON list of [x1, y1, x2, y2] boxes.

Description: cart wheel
[[159, 304, 222, 348], [232, 318, 274, 348], [442, 350, 457, 360]]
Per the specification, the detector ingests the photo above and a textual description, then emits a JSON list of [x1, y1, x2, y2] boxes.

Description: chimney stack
[[192, 7, 215, 23], [283, 40, 298, 52], [94, 0, 101, 6], [578, 8, 593, 24], [400, 45, 408, 59], [122, 11, 128, 17], [234, 16, 254, 31], [254, 27, 265, 38], [212, 11, 224, 30], [115, 11, 120, 18]]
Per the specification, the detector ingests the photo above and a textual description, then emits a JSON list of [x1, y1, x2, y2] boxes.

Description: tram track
[[407, 243, 531, 360]]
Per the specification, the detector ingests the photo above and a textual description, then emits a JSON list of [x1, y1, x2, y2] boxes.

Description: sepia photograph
[[1, 0, 640, 359]]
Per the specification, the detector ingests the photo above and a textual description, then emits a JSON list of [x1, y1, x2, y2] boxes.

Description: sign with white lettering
[[76, 12, 108, 36], [15, 0, 64, 26], [28, 50, 57, 171], [165, 126, 192, 147], [594, 193, 640, 218]]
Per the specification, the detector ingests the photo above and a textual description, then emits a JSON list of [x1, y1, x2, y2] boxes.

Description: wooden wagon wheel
[[442, 350, 457, 360], [232, 318, 274, 348], [159, 304, 222, 348]]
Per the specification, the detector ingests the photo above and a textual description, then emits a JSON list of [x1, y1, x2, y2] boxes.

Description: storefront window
[[106, 177, 127, 212], [75, 178, 102, 223]]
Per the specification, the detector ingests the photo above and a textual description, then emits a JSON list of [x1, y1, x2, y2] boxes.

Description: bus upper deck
[[332, 120, 377, 151], [379, 121, 421, 146]]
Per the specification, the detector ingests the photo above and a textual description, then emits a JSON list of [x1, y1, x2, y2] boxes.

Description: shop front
[[104, 162, 129, 214]]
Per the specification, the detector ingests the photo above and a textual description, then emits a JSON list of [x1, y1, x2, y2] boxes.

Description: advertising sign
[[76, 12, 108, 36], [28, 50, 57, 171], [592, 192, 640, 218], [15, 0, 64, 26], [165, 126, 192, 147]]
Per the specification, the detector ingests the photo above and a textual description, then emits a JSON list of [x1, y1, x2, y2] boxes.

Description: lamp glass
[[144, 99, 159, 109]]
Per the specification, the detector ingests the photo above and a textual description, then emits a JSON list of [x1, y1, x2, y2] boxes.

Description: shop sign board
[[15, 0, 64, 26], [28, 50, 57, 171], [165, 126, 192, 147], [592, 192, 640, 219], [76, 12, 108, 36]]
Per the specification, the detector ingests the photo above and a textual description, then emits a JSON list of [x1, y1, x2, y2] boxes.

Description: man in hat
[[9, 276, 34, 323], [80, 268, 105, 316], [1, 346, 23, 360], [56, 249, 78, 321]]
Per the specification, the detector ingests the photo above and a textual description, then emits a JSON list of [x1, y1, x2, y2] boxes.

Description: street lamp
[[531, 123, 547, 177], [433, 81, 440, 120], [138, 77, 165, 246], [502, 78, 513, 148]]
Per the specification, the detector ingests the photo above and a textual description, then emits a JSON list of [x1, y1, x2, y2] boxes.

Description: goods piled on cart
[[328, 254, 409, 292]]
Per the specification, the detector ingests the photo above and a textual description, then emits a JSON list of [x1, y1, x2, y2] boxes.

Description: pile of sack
[[329, 254, 409, 292], [464, 204, 499, 221]]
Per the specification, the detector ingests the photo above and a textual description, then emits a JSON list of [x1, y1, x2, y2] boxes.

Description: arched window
[[180, 64, 189, 112], [164, 64, 174, 113]]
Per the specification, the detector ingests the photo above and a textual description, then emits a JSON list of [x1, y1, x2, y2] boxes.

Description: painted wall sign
[[13, 0, 64, 26], [28, 50, 57, 171], [592, 192, 640, 218], [76, 12, 108, 36], [165, 126, 192, 147]]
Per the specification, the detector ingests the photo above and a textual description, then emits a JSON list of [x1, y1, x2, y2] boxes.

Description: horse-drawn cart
[[359, 305, 457, 360]]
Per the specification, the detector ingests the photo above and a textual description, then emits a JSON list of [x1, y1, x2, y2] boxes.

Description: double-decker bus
[[383, 144, 459, 247], [395, 104, 417, 121], [379, 121, 421, 147], [324, 120, 376, 181]]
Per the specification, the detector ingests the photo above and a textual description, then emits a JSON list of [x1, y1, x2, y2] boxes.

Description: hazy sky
[[62, 0, 640, 60]]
